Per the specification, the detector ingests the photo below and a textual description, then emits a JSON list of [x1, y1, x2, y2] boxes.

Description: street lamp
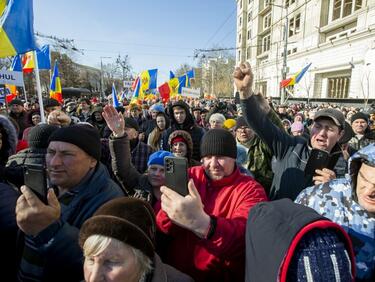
[[100, 56, 112, 102]]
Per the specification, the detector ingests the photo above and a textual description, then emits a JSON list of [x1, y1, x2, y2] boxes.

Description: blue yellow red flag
[[169, 71, 175, 79], [22, 45, 51, 73], [280, 63, 312, 88], [0, 0, 37, 58], [50, 60, 62, 103], [131, 69, 158, 102], [178, 75, 188, 94], [10, 54, 22, 71]]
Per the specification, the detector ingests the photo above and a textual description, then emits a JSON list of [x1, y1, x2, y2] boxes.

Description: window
[[240, 0, 243, 9], [261, 33, 271, 53], [285, 0, 296, 7], [239, 16, 242, 27], [247, 29, 251, 40], [238, 33, 242, 43], [265, 0, 273, 6], [248, 11, 252, 22], [327, 76, 350, 98], [238, 50, 241, 60], [332, 0, 362, 21], [263, 12, 272, 30], [289, 13, 301, 37], [247, 46, 251, 59]]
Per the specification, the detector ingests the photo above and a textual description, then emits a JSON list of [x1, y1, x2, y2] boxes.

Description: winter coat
[[168, 130, 201, 167], [241, 95, 343, 200], [348, 129, 375, 151], [245, 199, 356, 282], [0, 114, 18, 165], [156, 165, 268, 282], [162, 101, 205, 161], [17, 163, 124, 282], [296, 144, 375, 281]]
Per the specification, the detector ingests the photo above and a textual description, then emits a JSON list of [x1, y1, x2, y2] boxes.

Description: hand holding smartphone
[[23, 164, 48, 204], [305, 149, 333, 176], [164, 156, 188, 196]]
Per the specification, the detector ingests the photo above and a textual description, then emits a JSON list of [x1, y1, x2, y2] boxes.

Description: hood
[[0, 115, 18, 160], [167, 130, 193, 160], [348, 143, 375, 197], [168, 101, 195, 130]]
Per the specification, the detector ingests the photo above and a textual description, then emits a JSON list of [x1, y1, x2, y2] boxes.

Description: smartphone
[[23, 164, 48, 203], [164, 156, 188, 196], [304, 149, 332, 176]]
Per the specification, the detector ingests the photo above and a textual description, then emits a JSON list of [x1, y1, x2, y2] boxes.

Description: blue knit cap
[[147, 150, 173, 167], [287, 229, 353, 281], [150, 104, 165, 113]]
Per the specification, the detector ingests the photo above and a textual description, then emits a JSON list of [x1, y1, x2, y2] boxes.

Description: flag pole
[[33, 50, 46, 123]]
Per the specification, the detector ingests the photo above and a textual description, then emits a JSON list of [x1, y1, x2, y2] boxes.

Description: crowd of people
[[0, 62, 373, 281]]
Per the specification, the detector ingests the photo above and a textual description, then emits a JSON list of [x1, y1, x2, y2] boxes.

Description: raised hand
[[233, 62, 254, 99], [102, 105, 125, 136]]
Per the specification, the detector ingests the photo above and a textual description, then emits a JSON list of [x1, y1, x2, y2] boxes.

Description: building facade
[[236, 0, 375, 102]]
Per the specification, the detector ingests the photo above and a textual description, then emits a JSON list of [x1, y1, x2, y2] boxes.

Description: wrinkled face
[[202, 155, 235, 181], [236, 126, 254, 143], [10, 104, 23, 114], [356, 163, 375, 213], [352, 119, 368, 135], [147, 164, 165, 187], [32, 114, 41, 125], [94, 112, 103, 122], [172, 141, 187, 157], [156, 116, 166, 130], [310, 119, 343, 152], [84, 239, 141, 282], [46, 141, 97, 191], [209, 119, 224, 129], [173, 107, 186, 124]]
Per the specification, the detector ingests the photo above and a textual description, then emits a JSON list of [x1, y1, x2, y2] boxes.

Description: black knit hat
[[28, 124, 59, 149], [48, 125, 101, 161], [79, 198, 156, 259], [351, 112, 369, 124], [201, 129, 237, 159], [124, 117, 139, 131]]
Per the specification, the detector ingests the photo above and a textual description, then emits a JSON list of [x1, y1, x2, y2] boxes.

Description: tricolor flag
[[280, 63, 312, 88], [22, 45, 51, 73], [50, 60, 62, 103], [131, 69, 158, 103], [0, 0, 37, 58], [10, 54, 22, 71]]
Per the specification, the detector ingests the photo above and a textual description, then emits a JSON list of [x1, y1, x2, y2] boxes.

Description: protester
[[124, 117, 154, 173], [296, 143, 375, 281], [209, 112, 226, 129], [77, 98, 92, 122], [15, 124, 124, 281], [79, 197, 193, 282], [168, 130, 201, 167], [103, 105, 172, 205], [245, 199, 355, 282], [0, 115, 18, 167], [88, 106, 107, 137], [234, 62, 345, 200], [290, 121, 304, 136], [157, 129, 268, 281], [141, 103, 165, 142], [147, 112, 169, 151], [349, 112, 375, 150], [8, 99, 32, 139], [162, 100, 205, 161]]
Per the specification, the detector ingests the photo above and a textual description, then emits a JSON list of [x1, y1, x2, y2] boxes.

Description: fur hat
[[79, 198, 156, 259], [201, 129, 237, 159], [48, 124, 101, 161]]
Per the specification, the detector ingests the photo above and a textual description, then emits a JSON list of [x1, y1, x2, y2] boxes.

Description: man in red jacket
[[157, 129, 268, 282]]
